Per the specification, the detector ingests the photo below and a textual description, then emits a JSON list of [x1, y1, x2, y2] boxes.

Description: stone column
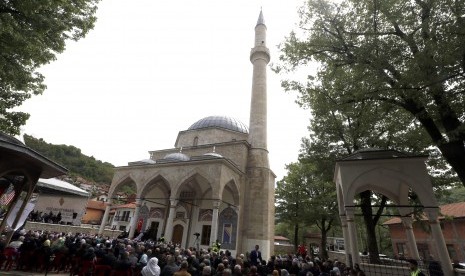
[[99, 199, 112, 235], [426, 208, 453, 276], [129, 198, 142, 239], [346, 208, 360, 265], [340, 215, 351, 266], [400, 216, 420, 259], [210, 200, 221, 245], [164, 199, 177, 242]]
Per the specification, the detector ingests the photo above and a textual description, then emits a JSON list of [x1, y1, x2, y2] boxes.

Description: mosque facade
[[99, 11, 275, 258]]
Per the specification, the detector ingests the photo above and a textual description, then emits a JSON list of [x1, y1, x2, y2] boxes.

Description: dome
[[188, 116, 248, 133], [163, 152, 190, 161]]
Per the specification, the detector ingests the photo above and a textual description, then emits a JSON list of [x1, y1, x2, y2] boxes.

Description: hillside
[[23, 134, 114, 185]]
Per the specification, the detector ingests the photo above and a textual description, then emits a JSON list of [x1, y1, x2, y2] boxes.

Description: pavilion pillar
[[0, 176, 27, 235], [6, 177, 37, 244], [340, 215, 351, 266], [99, 199, 112, 235], [210, 200, 220, 245], [346, 208, 360, 266], [426, 208, 453, 276], [164, 199, 177, 242], [129, 198, 142, 239], [400, 216, 420, 259]]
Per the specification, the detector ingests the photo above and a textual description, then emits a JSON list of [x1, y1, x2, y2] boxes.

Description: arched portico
[[334, 149, 453, 275]]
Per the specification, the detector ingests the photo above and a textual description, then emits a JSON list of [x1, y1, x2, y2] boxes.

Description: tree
[[0, 0, 100, 135], [276, 157, 339, 259], [23, 134, 114, 184], [275, 162, 313, 252], [275, 0, 465, 185], [299, 160, 338, 259]]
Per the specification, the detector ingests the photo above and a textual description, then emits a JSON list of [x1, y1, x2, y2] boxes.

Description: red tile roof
[[384, 201, 465, 225], [86, 200, 107, 210]]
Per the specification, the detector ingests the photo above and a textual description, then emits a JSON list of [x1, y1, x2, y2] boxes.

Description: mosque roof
[[188, 116, 248, 134], [340, 148, 417, 161]]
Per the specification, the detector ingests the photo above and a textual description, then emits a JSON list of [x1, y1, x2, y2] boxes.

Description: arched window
[[193, 136, 199, 146]]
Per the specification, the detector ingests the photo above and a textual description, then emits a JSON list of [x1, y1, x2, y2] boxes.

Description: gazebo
[[333, 148, 453, 275], [0, 132, 67, 243]]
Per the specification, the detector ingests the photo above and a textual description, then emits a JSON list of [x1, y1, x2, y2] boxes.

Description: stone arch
[[172, 171, 213, 200], [218, 176, 240, 206], [139, 174, 171, 198], [344, 167, 436, 207], [108, 174, 138, 199]]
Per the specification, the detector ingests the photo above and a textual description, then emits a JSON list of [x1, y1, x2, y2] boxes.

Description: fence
[[329, 250, 465, 275]]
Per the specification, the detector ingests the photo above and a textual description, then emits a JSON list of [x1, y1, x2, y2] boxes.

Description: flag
[[223, 223, 232, 244], [6, 199, 36, 230], [0, 185, 15, 206]]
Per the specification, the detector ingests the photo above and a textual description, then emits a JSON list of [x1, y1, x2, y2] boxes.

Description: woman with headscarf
[[142, 257, 161, 276]]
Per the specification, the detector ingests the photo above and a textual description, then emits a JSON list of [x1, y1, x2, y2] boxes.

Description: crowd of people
[[0, 229, 364, 276]]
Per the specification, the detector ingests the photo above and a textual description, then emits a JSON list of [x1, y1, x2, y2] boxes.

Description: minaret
[[243, 9, 275, 259], [248, 9, 270, 166]]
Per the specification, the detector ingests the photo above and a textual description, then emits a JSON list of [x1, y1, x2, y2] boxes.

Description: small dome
[[128, 159, 156, 166], [188, 116, 248, 133], [163, 152, 190, 161], [203, 152, 223, 158]]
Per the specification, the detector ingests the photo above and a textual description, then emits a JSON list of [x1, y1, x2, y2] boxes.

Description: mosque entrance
[[172, 224, 183, 245], [147, 221, 159, 241]]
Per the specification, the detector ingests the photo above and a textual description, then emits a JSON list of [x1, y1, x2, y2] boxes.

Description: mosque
[[99, 10, 275, 258]]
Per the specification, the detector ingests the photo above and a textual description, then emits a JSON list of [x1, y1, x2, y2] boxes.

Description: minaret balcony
[[250, 46, 270, 63]]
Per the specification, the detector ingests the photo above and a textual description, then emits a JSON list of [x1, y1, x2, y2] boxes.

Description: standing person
[[174, 261, 192, 276], [250, 245, 262, 267], [142, 257, 162, 276], [408, 259, 426, 276]]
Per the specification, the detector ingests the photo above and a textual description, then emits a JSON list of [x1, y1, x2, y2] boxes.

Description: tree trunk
[[320, 219, 329, 259], [360, 191, 381, 264], [403, 98, 465, 185], [294, 223, 299, 252], [437, 140, 465, 185]]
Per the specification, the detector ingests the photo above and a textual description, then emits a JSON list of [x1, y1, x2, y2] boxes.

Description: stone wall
[[22, 222, 122, 238]]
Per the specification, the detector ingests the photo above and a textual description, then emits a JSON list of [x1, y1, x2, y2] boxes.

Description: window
[[119, 225, 126, 231], [201, 225, 211, 246], [193, 137, 199, 146], [447, 244, 457, 260], [396, 243, 408, 257], [122, 211, 130, 221]]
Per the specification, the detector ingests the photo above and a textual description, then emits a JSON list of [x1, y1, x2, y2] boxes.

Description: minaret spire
[[256, 8, 265, 26]]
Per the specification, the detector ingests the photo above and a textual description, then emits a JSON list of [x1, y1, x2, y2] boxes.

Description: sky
[[19, 0, 313, 181]]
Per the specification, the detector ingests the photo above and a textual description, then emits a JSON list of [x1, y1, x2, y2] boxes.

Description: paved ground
[[1, 270, 69, 276]]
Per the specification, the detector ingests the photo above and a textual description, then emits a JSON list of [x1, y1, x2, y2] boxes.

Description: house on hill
[[109, 202, 136, 232], [384, 201, 465, 262], [81, 200, 108, 225]]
